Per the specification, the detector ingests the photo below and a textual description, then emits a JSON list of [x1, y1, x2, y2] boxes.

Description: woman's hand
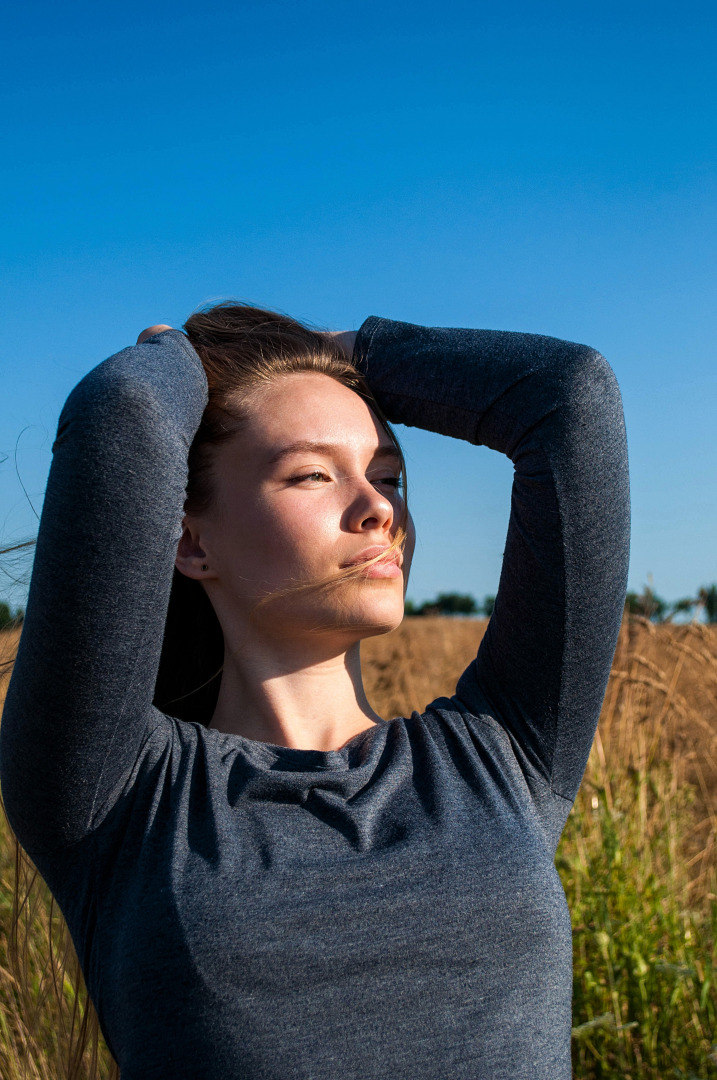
[[137, 325, 173, 345], [325, 330, 357, 360]]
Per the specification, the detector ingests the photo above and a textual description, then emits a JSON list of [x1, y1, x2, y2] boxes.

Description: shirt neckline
[[202, 717, 395, 773]]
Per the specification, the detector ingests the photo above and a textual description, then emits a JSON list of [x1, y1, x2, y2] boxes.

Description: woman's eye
[[291, 471, 330, 483], [375, 476, 403, 490]]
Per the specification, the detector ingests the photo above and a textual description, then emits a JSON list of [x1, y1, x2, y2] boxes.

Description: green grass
[[560, 619, 717, 1078], [560, 760, 717, 1078]]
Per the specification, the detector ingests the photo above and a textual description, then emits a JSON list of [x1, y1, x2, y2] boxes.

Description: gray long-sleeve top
[[0, 316, 630, 1079]]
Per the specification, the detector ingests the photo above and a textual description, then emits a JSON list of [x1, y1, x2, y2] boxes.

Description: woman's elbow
[[560, 345, 624, 425]]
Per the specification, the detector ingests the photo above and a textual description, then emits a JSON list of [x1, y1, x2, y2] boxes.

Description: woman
[[0, 303, 630, 1079]]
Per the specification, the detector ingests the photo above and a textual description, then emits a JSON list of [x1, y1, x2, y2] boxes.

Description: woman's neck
[[208, 637, 384, 750]]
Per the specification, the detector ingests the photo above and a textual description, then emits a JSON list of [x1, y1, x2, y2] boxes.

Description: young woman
[[0, 304, 630, 1079]]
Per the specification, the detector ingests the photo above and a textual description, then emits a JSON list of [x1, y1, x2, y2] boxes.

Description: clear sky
[[1, 0, 715, 610]]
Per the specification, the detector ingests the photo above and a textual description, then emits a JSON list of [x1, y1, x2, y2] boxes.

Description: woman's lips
[[342, 546, 403, 579]]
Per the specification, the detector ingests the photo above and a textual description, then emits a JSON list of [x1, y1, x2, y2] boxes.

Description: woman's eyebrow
[[266, 441, 402, 466]]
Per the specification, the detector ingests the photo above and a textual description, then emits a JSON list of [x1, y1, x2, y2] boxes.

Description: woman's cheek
[[246, 488, 343, 579], [256, 510, 322, 576]]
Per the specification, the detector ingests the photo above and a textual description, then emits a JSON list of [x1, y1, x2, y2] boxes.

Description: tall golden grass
[[1, 616, 716, 1077]]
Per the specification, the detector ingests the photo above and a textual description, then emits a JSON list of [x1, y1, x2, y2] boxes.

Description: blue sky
[[1, 0, 715, 609]]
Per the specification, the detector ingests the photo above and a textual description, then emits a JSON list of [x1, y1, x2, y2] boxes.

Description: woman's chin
[[335, 591, 406, 639], [298, 593, 405, 642]]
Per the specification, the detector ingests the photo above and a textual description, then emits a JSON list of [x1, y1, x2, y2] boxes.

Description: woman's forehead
[[241, 372, 395, 454]]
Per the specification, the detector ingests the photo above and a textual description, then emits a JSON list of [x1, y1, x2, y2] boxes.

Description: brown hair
[[153, 301, 407, 725]]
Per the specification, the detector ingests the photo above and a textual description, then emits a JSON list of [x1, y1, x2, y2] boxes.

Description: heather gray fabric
[[0, 317, 630, 1079]]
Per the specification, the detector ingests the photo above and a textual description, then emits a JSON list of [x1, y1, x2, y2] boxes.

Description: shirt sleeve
[[353, 316, 630, 801], [0, 330, 208, 854]]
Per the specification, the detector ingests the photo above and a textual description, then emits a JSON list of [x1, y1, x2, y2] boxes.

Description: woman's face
[[178, 372, 414, 647]]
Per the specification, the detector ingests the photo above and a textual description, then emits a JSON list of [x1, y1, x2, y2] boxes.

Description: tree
[[668, 597, 695, 620], [404, 592, 480, 617], [0, 602, 23, 630], [433, 593, 478, 615], [698, 585, 717, 624], [625, 586, 667, 622]]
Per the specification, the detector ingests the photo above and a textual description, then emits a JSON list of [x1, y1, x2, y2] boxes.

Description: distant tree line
[[405, 585, 717, 624], [624, 583, 717, 624], [405, 593, 495, 617]]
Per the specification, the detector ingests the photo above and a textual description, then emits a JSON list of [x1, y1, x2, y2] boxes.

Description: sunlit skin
[[173, 368, 415, 752]]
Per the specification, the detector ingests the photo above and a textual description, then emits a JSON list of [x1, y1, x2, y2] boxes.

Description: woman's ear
[[175, 521, 215, 580]]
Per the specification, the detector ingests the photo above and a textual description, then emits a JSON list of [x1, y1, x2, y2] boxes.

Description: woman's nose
[[345, 479, 394, 533]]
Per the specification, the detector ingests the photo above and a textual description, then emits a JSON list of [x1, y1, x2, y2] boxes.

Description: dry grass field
[[366, 614, 717, 823], [1, 616, 716, 1078]]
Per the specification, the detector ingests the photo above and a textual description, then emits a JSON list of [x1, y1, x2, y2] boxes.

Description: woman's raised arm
[[0, 330, 207, 855], [354, 316, 630, 806]]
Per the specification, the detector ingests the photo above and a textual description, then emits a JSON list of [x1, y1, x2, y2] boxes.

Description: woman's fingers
[[136, 324, 173, 344]]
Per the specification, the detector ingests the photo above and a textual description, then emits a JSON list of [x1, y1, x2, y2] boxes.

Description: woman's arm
[[0, 330, 207, 855], [354, 316, 629, 803]]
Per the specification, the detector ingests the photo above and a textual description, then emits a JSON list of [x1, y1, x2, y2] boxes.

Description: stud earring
[[201, 564, 208, 571]]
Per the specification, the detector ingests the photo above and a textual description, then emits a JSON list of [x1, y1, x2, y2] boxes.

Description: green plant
[[560, 765, 717, 1077]]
